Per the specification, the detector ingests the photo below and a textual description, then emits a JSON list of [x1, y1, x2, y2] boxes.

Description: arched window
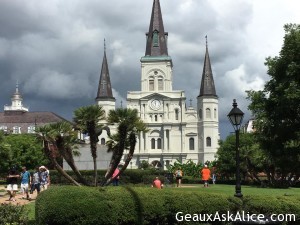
[[206, 108, 211, 119], [157, 138, 162, 149], [149, 77, 154, 91], [158, 77, 163, 91], [214, 108, 217, 119], [155, 115, 158, 121], [101, 138, 105, 145], [206, 137, 211, 147], [175, 109, 179, 120], [189, 138, 194, 150], [199, 109, 202, 120], [151, 138, 155, 149]]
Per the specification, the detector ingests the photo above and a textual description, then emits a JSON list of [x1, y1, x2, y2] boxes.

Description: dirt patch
[[0, 186, 38, 206]]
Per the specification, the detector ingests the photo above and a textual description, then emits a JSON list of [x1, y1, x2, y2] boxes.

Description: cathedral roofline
[[141, 56, 172, 62]]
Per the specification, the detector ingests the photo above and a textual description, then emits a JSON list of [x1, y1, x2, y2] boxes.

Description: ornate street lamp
[[227, 99, 244, 197]]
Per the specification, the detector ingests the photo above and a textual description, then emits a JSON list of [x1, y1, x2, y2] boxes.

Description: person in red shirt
[[152, 177, 163, 189], [112, 168, 120, 186], [201, 164, 211, 187]]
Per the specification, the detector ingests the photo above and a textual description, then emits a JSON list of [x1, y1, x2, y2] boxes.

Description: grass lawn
[[170, 184, 300, 197], [24, 202, 35, 224]]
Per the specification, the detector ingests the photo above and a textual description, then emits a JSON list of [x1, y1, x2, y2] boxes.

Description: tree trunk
[[104, 132, 136, 186], [90, 140, 98, 186], [56, 138, 89, 185], [44, 141, 81, 186], [63, 153, 89, 185], [101, 124, 127, 186], [52, 157, 81, 186]]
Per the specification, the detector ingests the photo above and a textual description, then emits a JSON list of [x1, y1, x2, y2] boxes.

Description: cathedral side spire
[[145, 0, 168, 56], [96, 40, 115, 101], [199, 36, 217, 97]]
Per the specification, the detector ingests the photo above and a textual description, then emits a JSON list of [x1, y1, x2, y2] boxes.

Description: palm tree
[[36, 122, 84, 186], [73, 105, 106, 186], [102, 108, 147, 186]]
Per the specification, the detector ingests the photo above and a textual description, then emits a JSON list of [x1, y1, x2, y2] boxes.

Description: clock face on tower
[[150, 99, 161, 110]]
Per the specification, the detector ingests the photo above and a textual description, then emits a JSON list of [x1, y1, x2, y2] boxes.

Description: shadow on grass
[[122, 186, 144, 225]]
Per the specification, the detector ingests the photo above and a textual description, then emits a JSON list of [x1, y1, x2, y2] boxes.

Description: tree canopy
[[0, 132, 48, 174], [246, 24, 300, 184]]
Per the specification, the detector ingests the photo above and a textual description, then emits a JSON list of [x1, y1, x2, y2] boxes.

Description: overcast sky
[[0, 0, 299, 139]]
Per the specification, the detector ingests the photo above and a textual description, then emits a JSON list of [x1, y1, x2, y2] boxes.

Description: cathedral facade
[[96, 0, 219, 169]]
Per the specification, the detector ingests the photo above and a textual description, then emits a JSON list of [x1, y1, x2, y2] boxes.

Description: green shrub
[[35, 186, 300, 225], [35, 186, 241, 225], [49, 169, 167, 185], [0, 204, 29, 225]]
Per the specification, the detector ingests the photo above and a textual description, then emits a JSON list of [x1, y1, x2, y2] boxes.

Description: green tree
[[247, 24, 300, 185], [216, 133, 265, 183], [102, 108, 147, 186], [0, 131, 13, 174], [167, 159, 204, 178], [73, 105, 106, 186], [36, 122, 84, 186], [0, 132, 48, 174]]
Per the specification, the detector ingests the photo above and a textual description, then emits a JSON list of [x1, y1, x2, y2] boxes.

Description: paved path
[[0, 185, 37, 205]]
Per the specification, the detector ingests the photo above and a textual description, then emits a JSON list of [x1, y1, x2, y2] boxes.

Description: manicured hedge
[[35, 186, 300, 225], [0, 203, 28, 224], [49, 169, 259, 186], [49, 169, 167, 185]]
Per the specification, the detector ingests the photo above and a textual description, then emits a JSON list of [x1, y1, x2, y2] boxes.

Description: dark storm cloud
[[0, 0, 298, 138]]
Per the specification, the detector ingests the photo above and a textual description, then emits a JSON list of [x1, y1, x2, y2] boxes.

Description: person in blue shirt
[[20, 166, 31, 200]]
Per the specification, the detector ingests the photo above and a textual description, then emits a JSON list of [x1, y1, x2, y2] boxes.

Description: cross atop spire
[[96, 42, 115, 101], [145, 0, 168, 56], [199, 37, 217, 97]]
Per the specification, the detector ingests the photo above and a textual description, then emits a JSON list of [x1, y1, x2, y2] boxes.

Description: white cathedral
[[94, 0, 219, 169]]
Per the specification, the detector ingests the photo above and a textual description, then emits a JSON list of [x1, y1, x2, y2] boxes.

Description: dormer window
[[13, 126, 21, 134], [153, 30, 159, 47], [28, 126, 36, 134]]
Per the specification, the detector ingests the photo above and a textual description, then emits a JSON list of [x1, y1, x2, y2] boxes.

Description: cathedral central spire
[[145, 0, 168, 56]]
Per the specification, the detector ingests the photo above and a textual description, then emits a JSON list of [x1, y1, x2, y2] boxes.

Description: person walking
[[20, 166, 31, 199], [201, 164, 211, 188], [174, 168, 183, 187], [39, 166, 50, 191], [30, 166, 41, 197], [6, 166, 20, 202]]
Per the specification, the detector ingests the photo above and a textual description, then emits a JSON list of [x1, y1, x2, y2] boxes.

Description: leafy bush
[[49, 169, 167, 185], [35, 186, 300, 225], [0, 204, 28, 225]]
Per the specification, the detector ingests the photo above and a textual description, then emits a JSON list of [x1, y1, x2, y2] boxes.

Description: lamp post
[[227, 99, 244, 197]]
